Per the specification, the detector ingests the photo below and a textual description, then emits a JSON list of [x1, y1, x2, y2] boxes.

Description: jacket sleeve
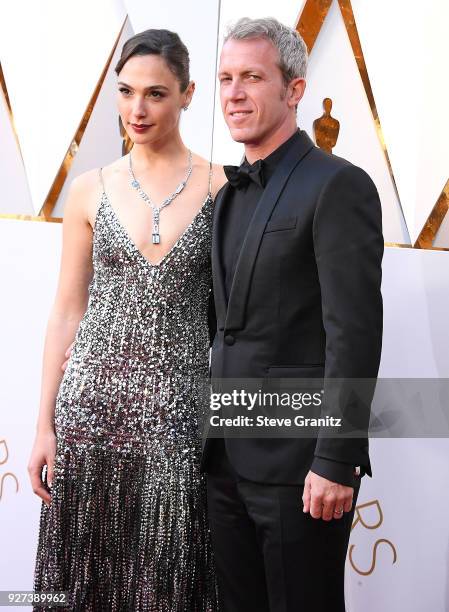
[[310, 456, 361, 488], [310, 163, 384, 483]]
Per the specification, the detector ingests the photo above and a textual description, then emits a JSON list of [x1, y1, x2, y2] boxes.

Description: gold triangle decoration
[[1, 9, 447, 248], [0, 61, 28, 196], [0, 60, 19, 154], [296, 0, 333, 51], [0, 16, 128, 223], [0, 61, 45, 222], [414, 179, 449, 250], [297, 0, 407, 241], [0, 63, 11, 113], [297, 0, 447, 251], [40, 16, 128, 221]]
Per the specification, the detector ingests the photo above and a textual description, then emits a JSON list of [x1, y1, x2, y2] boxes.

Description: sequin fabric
[[33, 185, 218, 611]]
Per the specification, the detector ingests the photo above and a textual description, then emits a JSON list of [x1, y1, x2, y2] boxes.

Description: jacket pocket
[[266, 364, 324, 378], [264, 216, 297, 233]]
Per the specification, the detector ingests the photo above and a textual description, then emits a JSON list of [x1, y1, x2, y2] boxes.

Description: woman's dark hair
[[115, 29, 190, 91]]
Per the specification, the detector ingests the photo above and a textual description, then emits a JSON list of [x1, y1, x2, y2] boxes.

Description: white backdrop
[[1, 1, 448, 610]]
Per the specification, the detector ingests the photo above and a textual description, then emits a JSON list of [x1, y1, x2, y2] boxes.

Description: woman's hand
[[28, 429, 57, 506], [61, 341, 74, 372]]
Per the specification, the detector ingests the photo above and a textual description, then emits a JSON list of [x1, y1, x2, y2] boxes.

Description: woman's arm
[[28, 169, 99, 503]]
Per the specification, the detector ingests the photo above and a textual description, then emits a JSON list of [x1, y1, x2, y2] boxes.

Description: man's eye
[[248, 75, 260, 81], [219, 77, 231, 83]]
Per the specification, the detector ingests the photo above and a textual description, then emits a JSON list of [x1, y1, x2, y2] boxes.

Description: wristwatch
[[354, 466, 361, 476]]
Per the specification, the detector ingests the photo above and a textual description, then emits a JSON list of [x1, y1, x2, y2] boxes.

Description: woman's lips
[[131, 123, 152, 133]]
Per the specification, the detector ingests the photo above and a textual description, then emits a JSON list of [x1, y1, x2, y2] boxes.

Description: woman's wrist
[[36, 420, 55, 435]]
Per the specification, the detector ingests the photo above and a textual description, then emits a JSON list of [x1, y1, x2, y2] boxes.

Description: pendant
[[152, 208, 161, 244]]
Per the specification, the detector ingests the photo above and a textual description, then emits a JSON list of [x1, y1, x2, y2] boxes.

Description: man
[[202, 17, 383, 612]]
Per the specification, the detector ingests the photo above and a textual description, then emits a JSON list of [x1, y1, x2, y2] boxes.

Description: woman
[[28, 28, 226, 611]]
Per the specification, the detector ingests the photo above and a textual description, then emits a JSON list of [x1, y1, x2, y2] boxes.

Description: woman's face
[[117, 54, 193, 146]]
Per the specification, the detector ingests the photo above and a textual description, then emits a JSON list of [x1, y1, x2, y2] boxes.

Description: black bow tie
[[223, 158, 266, 190]]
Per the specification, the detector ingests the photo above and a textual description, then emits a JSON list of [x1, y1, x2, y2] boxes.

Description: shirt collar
[[242, 128, 301, 184]]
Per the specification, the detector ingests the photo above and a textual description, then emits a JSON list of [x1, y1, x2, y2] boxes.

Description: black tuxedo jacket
[[202, 130, 383, 486]]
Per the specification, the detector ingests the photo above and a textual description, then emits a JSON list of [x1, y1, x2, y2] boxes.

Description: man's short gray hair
[[224, 17, 308, 84]]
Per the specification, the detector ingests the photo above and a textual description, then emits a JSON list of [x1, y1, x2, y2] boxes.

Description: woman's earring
[[183, 105, 189, 111]]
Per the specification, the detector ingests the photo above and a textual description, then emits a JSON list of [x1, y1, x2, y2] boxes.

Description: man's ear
[[287, 78, 306, 109]]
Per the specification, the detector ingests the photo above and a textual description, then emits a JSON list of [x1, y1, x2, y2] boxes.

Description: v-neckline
[[98, 190, 212, 268]]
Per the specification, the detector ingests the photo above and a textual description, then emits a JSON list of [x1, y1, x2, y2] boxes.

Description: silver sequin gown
[[33, 178, 218, 611]]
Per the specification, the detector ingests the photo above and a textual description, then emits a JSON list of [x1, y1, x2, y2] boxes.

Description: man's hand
[[302, 470, 354, 521], [61, 341, 74, 371]]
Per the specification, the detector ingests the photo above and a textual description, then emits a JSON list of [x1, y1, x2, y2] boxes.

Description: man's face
[[218, 37, 292, 146]]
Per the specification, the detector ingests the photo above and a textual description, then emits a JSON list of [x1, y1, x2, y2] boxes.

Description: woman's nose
[[132, 98, 147, 117]]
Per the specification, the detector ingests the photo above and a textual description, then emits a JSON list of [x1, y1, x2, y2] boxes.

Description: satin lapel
[[225, 131, 315, 331], [211, 182, 232, 330]]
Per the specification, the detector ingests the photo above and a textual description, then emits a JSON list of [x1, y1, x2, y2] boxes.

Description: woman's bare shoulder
[[92, 155, 129, 187], [98, 155, 128, 174], [191, 153, 227, 198], [70, 156, 126, 199], [210, 163, 227, 198], [66, 157, 124, 228], [70, 167, 101, 191]]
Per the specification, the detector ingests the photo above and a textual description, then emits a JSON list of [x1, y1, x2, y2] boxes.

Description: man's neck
[[244, 123, 299, 164]]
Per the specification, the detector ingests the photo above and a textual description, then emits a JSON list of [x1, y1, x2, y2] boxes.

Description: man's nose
[[227, 80, 245, 101]]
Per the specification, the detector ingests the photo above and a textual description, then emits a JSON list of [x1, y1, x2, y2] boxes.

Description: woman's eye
[[148, 91, 163, 98], [118, 88, 131, 95]]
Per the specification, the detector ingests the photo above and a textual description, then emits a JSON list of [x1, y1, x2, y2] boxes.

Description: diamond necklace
[[128, 149, 193, 244]]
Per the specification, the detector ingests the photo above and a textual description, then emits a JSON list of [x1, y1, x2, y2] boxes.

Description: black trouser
[[206, 439, 360, 612]]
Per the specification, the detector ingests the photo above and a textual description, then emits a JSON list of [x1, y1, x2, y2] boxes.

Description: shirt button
[[224, 334, 235, 346]]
